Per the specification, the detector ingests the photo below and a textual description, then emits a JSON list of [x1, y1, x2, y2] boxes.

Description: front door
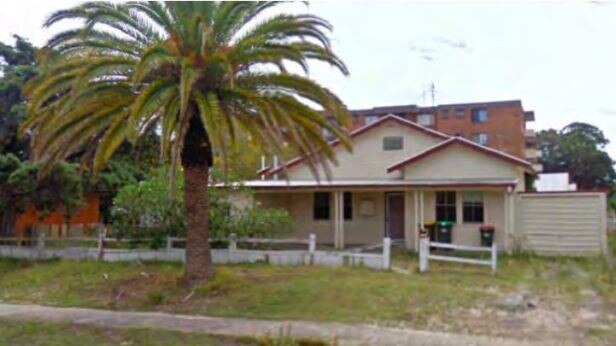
[[386, 193, 405, 239]]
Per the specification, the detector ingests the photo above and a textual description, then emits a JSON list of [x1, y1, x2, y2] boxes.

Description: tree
[[110, 168, 291, 249], [22, 2, 350, 283], [537, 122, 616, 190], [0, 35, 37, 160], [0, 153, 84, 236]]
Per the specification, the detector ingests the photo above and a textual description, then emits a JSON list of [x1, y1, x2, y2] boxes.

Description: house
[[244, 114, 536, 252], [343, 100, 542, 172]]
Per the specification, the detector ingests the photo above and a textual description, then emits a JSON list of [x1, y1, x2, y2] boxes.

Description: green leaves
[[23, 1, 351, 182], [538, 122, 616, 190]]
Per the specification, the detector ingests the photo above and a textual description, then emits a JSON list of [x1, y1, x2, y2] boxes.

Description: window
[[383, 136, 403, 151], [471, 108, 488, 123], [322, 128, 335, 141], [417, 114, 434, 127], [471, 133, 489, 146], [440, 109, 449, 119], [344, 192, 352, 220], [435, 191, 456, 222], [364, 114, 378, 125], [463, 192, 484, 223], [313, 192, 330, 220], [455, 108, 465, 117]]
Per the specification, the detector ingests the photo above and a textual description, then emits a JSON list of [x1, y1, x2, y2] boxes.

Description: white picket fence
[[418, 236, 497, 274], [0, 233, 392, 271]]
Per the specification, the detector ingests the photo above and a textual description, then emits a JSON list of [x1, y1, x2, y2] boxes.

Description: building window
[[471, 108, 488, 123], [440, 109, 449, 119], [471, 133, 489, 146], [435, 191, 457, 222], [455, 108, 465, 117], [313, 192, 330, 220], [463, 192, 484, 223], [383, 136, 403, 151], [322, 128, 335, 141], [417, 114, 434, 127], [344, 192, 352, 220], [364, 115, 378, 125]]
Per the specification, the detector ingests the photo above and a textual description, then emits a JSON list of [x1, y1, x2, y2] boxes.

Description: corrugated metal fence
[[516, 192, 607, 256]]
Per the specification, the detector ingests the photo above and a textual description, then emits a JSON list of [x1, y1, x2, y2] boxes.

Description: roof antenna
[[430, 82, 436, 106]]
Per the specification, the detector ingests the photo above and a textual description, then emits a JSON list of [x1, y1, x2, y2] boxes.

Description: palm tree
[[22, 2, 350, 282]]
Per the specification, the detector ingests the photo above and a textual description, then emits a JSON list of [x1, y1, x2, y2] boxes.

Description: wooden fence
[[0, 233, 392, 271], [418, 236, 497, 274]]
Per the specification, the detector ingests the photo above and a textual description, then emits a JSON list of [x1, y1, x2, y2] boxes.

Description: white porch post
[[413, 190, 419, 252], [404, 190, 413, 249], [503, 190, 509, 252], [339, 191, 345, 249], [333, 191, 344, 249], [419, 190, 425, 232]]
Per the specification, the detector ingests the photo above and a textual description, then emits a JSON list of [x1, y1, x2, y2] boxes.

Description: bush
[[110, 169, 292, 248]]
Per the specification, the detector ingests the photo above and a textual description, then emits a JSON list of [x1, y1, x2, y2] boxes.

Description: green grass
[[1, 248, 615, 341], [0, 318, 248, 345], [0, 319, 329, 346]]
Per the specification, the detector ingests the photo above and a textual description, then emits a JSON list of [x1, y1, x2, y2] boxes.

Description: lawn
[[0, 251, 615, 344], [0, 319, 245, 346]]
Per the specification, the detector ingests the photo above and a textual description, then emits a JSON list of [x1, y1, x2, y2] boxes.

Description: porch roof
[[239, 178, 517, 190]]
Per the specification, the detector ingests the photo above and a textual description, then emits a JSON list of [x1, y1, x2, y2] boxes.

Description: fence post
[[97, 227, 106, 261], [491, 242, 498, 275], [419, 236, 429, 273], [309, 234, 316, 254], [382, 237, 391, 270], [229, 233, 237, 251], [37, 229, 46, 251], [166, 236, 173, 251]]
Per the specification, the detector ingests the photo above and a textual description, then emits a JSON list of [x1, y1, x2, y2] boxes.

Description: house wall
[[515, 192, 607, 256], [255, 191, 386, 246], [420, 189, 507, 249], [15, 194, 101, 237], [350, 101, 528, 159], [286, 120, 442, 180], [401, 144, 525, 191]]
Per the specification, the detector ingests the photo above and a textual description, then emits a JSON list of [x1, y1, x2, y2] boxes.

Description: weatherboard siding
[[285, 120, 442, 180]]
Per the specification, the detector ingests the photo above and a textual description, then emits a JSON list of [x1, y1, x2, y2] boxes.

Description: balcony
[[525, 148, 542, 160], [525, 129, 537, 145]]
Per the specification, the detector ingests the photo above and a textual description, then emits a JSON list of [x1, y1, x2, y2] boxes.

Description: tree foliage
[[0, 153, 84, 236], [23, 1, 350, 280], [0, 35, 37, 160], [538, 122, 616, 190], [111, 169, 291, 249]]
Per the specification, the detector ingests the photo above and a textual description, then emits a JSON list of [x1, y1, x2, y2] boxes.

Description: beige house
[[243, 114, 538, 252]]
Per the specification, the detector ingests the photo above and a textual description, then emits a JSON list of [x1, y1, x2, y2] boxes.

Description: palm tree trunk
[[181, 114, 214, 283]]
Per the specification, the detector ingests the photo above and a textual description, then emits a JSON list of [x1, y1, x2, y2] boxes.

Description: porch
[[249, 180, 517, 252]]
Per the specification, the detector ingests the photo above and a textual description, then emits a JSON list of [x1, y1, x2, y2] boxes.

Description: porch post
[[339, 190, 345, 249], [333, 190, 344, 249], [503, 190, 509, 252], [419, 190, 425, 232], [404, 190, 413, 250], [413, 190, 419, 252]]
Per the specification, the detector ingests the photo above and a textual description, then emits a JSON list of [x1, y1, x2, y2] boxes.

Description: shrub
[[110, 169, 292, 248]]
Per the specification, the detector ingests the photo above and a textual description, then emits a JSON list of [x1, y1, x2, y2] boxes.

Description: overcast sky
[[2, 1, 615, 156]]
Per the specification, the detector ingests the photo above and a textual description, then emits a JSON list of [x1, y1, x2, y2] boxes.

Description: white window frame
[[417, 113, 434, 127]]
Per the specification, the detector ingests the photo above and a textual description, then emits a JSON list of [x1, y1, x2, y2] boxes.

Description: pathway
[[0, 303, 560, 346]]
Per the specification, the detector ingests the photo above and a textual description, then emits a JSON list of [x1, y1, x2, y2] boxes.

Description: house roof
[[386, 137, 535, 173], [260, 114, 451, 177], [238, 178, 518, 190]]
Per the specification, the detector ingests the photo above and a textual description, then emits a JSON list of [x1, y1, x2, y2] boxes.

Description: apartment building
[[346, 100, 542, 172]]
